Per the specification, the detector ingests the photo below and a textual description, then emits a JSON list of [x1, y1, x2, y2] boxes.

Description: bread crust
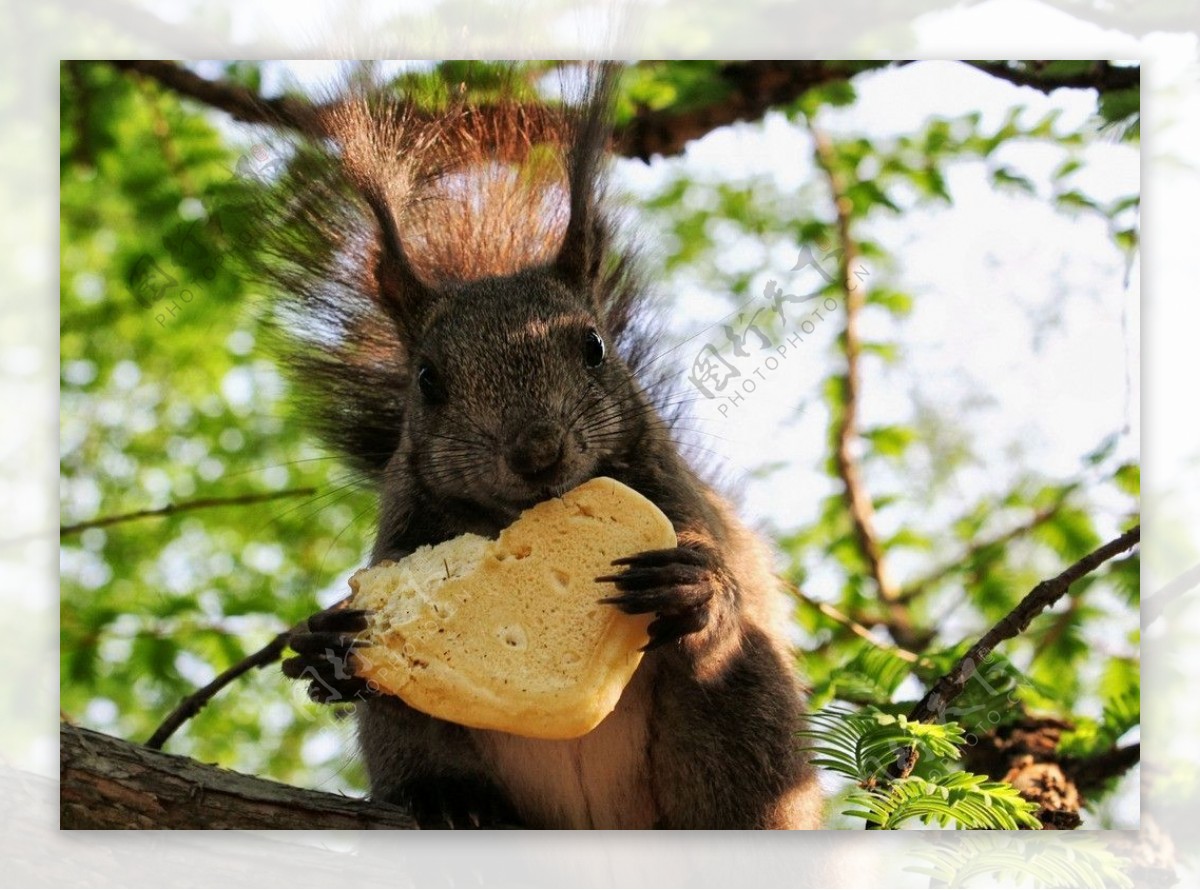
[[349, 477, 676, 739]]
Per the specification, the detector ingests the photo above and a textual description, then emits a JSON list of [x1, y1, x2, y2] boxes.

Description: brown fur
[[266, 63, 822, 829]]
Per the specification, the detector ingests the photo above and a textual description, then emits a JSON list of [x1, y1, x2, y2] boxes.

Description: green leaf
[[1052, 157, 1084, 180], [991, 166, 1037, 195], [867, 288, 915, 317], [863, 424, 916, 458], [1055, 189, 1101, 213], [1114, 463, 1139, 496], [810, 645, 914, 707]]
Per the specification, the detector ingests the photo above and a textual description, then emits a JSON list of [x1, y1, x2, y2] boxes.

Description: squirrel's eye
[[417, 363, 445, 403], [583, 328, 606, 368]]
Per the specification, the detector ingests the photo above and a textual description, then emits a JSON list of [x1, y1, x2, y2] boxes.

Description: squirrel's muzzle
[[505, 421, 568, 484]]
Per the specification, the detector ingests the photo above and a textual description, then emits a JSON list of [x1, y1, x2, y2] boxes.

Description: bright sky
[[619, 61, 1138, 545]]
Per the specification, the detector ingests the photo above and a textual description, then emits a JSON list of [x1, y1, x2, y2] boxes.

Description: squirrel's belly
[[474, 663, 656, 829]]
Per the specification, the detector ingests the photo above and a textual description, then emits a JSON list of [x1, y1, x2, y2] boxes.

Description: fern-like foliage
[[809, 643, 914, 708], [908, 835, 1134, 888], [802, 706, 1042, 830]]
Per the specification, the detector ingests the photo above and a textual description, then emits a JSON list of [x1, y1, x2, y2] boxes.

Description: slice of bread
[[347, 477, 677, 739]]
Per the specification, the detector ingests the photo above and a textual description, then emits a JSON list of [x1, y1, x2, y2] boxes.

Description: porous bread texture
[[348, 477, 677, 740]]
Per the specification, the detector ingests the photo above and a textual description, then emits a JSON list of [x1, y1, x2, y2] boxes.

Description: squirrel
[[266, 62, 823, 829]]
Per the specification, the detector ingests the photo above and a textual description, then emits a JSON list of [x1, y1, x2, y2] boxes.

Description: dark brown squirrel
[[268, 63, 822, 829]]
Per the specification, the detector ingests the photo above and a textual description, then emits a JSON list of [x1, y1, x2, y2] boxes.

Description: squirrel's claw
[[305, 607, 371, 633], [595, 546, 717, 648], [400, 776, 521, 830], [283, 607, 377, 703]]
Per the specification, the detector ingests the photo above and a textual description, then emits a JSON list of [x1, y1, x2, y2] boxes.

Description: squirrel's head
[[392, 268, 647, 516], [343, 63, 647, 516]]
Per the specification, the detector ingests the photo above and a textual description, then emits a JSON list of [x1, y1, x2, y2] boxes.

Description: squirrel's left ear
[[554, 62, 620, 294], [360, 184, 438, 338]]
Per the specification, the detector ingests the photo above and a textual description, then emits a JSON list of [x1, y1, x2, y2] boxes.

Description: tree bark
[[59, 722, 417, 829]]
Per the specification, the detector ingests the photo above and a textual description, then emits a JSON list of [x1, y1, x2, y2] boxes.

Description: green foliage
[[908, 835, 1134, 888], [616, 60, 729, 119], [809, 644, 913, 708], [60, 60, 1140, 825], [60, 61, 374, 787], [802, 707, 1042, 829]]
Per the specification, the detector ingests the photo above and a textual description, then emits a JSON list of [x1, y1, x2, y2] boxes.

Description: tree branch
[[964, 61, 1139, 95], [60, 487, 317, 536], [617, 61, 891, 159], [808, 122, 926, 652], [110, 60, 893, 160], [110, 61, 1140, 167], [897, 498, 1072, 604], [110, 60, 330, 136], [782, 577, 921, 664], [61, 722, 419, 829], [908, 524, 1140, 725], [145, 624, 303, 750], [1068, 742, 1140, 795]]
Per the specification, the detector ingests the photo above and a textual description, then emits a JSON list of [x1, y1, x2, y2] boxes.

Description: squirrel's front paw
[[282, 608, 377, 703], [596, 546, 717, 650]]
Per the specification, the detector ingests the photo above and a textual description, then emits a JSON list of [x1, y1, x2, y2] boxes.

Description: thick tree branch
[[617, 61, 889, 159], [960, 718, 1140, 829], [1068, 742, 1141, 795], [111, 60, 891, 160], [908, 524, 1140, 725], [60, 487, 317, 536], [60, 723, 419, 829], [110, 60, 330, 135], [964, 60, 1139, 95], [110, 61, 1140, 167]]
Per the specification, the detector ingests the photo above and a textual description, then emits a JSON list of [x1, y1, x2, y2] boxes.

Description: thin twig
[[897, 500, 1071, 604], [808, 122, 922, 651], [908, 525, 1140, 727], [782, 577, 920, 664], [145, 623, 303, 749], [60, 487, 317, 536]]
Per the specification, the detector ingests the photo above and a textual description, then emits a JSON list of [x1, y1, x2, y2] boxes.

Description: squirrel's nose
[[506, 421, 567, 481]]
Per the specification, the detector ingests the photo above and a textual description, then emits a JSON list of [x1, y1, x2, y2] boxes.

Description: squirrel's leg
[[597, 513, 818, 828], [357, 697, 521, 829], [648, 622, 818, 828]]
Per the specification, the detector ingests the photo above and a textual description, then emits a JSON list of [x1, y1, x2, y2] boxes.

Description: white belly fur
[[472, 663, 656, 828]]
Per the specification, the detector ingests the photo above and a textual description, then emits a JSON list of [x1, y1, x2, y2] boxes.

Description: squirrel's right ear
[[360, 185, 437, 337], [553, 62, 620, 293]]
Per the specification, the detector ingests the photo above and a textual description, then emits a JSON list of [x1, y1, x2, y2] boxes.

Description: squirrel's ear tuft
[[554, 62, 620, 293], [359, 183, 437, 337]]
